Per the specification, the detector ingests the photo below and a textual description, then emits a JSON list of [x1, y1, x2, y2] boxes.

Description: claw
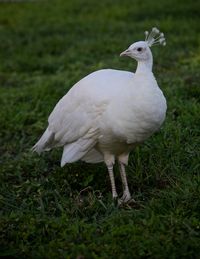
[[118, 196, 136, 206]]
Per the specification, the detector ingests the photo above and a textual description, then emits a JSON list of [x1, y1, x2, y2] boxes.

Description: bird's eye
[[137, 47, 142, 52]]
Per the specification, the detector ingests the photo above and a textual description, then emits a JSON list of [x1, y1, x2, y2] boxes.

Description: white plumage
[[33, 27, 167, 204]]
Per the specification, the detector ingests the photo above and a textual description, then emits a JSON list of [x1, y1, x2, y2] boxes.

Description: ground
[[0, 0, 200, 258]]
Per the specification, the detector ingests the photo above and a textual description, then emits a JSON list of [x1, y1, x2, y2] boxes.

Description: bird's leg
[[107, 164, 118, 199], [104, 153, 118, 199], [118, 154, 133, 204], [119, 162, 131, 202]]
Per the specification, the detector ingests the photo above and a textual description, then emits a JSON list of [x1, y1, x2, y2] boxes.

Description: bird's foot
[[118, 192, 136, 206]]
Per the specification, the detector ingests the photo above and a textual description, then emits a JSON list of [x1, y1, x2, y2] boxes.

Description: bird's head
[[120, 27, 166, 62], [120, 41, 151, 61]]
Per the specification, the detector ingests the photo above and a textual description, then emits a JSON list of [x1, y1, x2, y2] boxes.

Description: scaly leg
[[118, 153, 133, 204], [107, 165, 118, 199], [104, 153, 118, 199], [119, 162, 131, 202]]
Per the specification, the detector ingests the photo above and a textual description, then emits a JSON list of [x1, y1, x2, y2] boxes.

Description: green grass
[[0, 0, 200, 258]]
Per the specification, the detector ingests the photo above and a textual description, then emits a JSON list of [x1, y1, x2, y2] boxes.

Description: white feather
[[32, 127, 54, 154], [81, 149, 104, 163], [60, 127, 100, 166]]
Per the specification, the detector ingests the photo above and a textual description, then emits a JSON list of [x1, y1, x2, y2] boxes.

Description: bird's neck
[[135, 57, 153, 75]]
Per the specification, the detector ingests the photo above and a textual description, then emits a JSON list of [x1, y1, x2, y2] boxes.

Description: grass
[[0, 0, 200, 258]]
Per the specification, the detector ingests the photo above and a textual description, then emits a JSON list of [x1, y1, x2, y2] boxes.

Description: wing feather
[[61, 127, 100, 166], [34, 80, 108, 156]]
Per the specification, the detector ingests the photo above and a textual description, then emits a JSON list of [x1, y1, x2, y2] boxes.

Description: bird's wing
[[47, 69, 133, 145], [48, 85, 107, 147], [32, 74, 109, 156], [46, 85, 108, 166]]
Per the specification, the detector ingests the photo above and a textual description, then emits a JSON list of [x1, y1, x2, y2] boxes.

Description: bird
[[32, 27, 167, 204]]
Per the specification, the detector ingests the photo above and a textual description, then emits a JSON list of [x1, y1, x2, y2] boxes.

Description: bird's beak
[[120, 49, 130, 57]]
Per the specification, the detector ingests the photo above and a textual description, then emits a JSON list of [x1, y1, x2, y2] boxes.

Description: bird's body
[[34, 69, 166, 164], [33, 28, 167, 203]]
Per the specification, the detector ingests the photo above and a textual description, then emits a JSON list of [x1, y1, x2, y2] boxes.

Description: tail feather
[[32, 127, 54, 154]]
